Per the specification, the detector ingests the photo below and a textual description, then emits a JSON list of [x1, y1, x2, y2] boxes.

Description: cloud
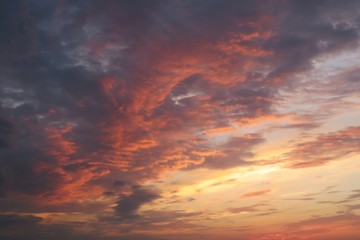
[[114, 185, 161, 220], [242, 189, 271, 198], [264, 0, 360, 83], [0, 116, 13, 149], [347, 189, 360, 200], [285, 197, 315, 201], [118, 209, 204, 231], [287, 213, 360, 230], [228, 203, 268, 214], [0, 0, 280, 204], [0, 0, 360, 239], [0, 218, 167, 240], [0, 214, 42, 228], [346, 203, 360, 214], [0, 0, 38, 64], [198, 134, 265, 169], [210, 178, 237, 187], [251, 213, 360, 240], [267, 126, 360, 169], [0, 175, 5, 198], [1, 146, 64, 196]]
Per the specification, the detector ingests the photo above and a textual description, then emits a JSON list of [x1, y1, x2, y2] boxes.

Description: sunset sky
[[1, 1, 360, 239]]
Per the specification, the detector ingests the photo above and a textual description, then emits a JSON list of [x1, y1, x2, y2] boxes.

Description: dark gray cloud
[[1, 146, 63, 196], [0, 0, 38, 64], [0, 116, 13, 150], [0, 218, 166, 240], [265, 0, 360, 83], [114, 186, 161, 220], [0, 214, 42, 228], [0, 175, 5, 198]]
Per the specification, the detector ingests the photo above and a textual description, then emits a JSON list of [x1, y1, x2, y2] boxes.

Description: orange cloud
[[242, 189, 272, 198]]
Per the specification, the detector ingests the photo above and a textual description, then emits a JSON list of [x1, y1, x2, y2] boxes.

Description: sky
[[0, 0, 360, 239]]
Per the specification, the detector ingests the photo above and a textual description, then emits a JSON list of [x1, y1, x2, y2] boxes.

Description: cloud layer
[[1, 0, 360, 239]]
